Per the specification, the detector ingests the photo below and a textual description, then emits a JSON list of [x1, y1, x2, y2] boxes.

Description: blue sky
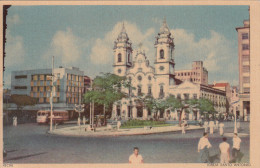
[[4, 5, 249, 88]]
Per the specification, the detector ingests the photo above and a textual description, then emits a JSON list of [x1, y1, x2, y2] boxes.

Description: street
[[3, 121, 249, 164]]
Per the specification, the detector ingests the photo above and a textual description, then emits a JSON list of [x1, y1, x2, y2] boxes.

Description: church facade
[[111, 19, 227, 120]]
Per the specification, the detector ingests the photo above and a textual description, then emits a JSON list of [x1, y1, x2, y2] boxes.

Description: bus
[[37, 110, 69, 124]]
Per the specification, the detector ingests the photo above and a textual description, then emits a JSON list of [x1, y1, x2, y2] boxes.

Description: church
[[111, 19, 227, 120]]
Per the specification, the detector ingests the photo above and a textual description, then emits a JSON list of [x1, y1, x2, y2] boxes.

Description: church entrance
[[137, 106, 143, 118], [116, 105, 120, 116]]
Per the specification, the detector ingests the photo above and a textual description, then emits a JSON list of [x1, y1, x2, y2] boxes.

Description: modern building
[[236, 20, 250, 120], [10, 66, 84, 111], [111, 19, 226, 120], [175, 61, 208, 85], [83, 75, 92, 94]]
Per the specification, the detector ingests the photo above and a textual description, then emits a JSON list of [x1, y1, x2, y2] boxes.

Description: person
[[215, 120, 219, 130], [129, 147, 144, 164], [77, 117, 80, 126], [198, 132, 212, 163], [219, 122, 224, 136], [209, 120, 215, 134], [232, 133, 242, 163], [219, 137, 230, 164], [237, 119, 240, 130], [117, 120, 121, 130], [203, 120, 209, 133], [181, 120, 186, 134]]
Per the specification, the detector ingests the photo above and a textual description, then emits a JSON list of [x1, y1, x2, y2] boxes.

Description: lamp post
[[231, 100, 239, 133], [49, 56, 55, 132]]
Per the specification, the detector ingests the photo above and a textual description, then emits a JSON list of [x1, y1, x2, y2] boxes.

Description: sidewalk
[[48, 124, 204, 137]]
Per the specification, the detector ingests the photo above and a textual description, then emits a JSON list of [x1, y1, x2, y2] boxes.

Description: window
[[138, 85, 142, 96], [31, 75, 34, 80], [15, 75, 27, 79], [244, 87, 250, 93], [177, 94, 181, 99], [138, 75, 142, 81], [160, 49, 164, 59], [242, 66, 250, 73], [159, 66, 164, 71], [242, 55, 250, 62], [243, 77, 250, 83], [159, 85, 164, 98], [242, 33, 249, 40], [184, 93, 189, 100], [37, 87, 40, 92], [128, 53, 130, 63], [193, 94, 197, 99], [148, 76, 152, 81], [242, 44, 249, 50], [118, 53, 122, 62], [148, 86, 152, 95], [40, 81, 44, 85], [31, 87, 33, 91], [40, 92, 44, 97], [14, 86, 27, 89], [118, 69, 122, 74]]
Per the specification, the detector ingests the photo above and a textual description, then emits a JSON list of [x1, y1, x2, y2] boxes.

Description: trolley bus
[[37, 110, 69, 124]]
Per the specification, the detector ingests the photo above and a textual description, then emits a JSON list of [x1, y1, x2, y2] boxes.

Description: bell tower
[[113, 23, 133, 76], [154, 18, 175, 98]]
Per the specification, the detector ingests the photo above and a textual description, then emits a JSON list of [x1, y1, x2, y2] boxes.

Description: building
[[10, 66, 84, 111], [175, 61, 208, 85], [111, 19, 226, 120], [169, 80, 226, 120], [209, 82, 231, 114], [230, 86, 240, 117], [236, 20, 250, 120], [83, 75, 92, 94]]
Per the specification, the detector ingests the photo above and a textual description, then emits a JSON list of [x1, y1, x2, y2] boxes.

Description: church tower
[[154, 18, 175, 98], [113, 23, 133, 76]]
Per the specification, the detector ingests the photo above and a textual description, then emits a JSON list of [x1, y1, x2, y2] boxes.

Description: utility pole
[[50, 56, 54, 132]]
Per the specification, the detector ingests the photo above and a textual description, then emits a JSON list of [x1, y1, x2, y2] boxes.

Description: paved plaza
[[3, 121, 249, 164]]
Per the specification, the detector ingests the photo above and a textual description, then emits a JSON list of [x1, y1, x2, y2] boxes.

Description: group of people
[[198, 132, 242, 163], [203, 120, 225, 135]]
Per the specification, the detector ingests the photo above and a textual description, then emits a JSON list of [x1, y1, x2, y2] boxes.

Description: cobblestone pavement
[[3, 121, 249, 164]]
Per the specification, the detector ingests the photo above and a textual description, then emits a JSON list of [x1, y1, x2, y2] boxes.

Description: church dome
[[159, 18, 170, 35]]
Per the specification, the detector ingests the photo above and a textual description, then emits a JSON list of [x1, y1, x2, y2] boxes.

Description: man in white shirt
[[198, 132, 212, 163], [232, 133, 242, 163], [219, 137, 230, 163], [209, 120, 215, 134], [129, 147, 144, 164]]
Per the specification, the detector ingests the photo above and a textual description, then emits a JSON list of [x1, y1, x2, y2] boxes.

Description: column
[[143, 108, 148, 120], [132, 106, 137, 119], [112, 104, 117, 119]]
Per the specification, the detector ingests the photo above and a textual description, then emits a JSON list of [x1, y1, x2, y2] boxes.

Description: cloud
[[45, 28, 88, 65], [5, 31, 25, 67], [90, 21, 155, 64], [171, 29, 234, 72], [7, 14, 21, 27]]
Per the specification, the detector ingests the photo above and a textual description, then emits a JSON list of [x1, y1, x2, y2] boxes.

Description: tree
[[198, 98, 216, 120], [186, 98, 199, 120], [166, 95, 184, 126], [10, 94, 37, 112], [84, 73, 131, 125], [144, 95, 168, 121]]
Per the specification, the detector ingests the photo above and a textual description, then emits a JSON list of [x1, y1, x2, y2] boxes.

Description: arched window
[[118, 53, 122, 62], [160, 49, 164, 59], [128, 53, 130, 63]]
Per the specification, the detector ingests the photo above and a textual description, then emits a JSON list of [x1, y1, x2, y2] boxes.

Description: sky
[[4, 5, 249, 88]]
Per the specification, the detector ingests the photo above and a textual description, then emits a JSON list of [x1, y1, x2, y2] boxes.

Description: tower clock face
[[159, 66, 165, 71]]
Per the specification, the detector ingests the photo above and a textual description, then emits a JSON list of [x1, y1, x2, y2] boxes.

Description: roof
[[213, 83, 229, 87]]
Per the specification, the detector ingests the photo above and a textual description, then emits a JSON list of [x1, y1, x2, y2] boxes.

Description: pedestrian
[[232, 133, 242, 163], [77, 117, 80, 126], [219, 137, 230, 164], [209, 120, 214, 134], [198, 132, 212, 163], [13, 116, 16, 126], [204, 120, 209, 133], [117, 120, 121, 130], [219, 122, 224, 136], [237, 119, 240, 130], [215, 120, 219, 130], [181, 120, 186, 134], [129, 147, 144, 164]]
